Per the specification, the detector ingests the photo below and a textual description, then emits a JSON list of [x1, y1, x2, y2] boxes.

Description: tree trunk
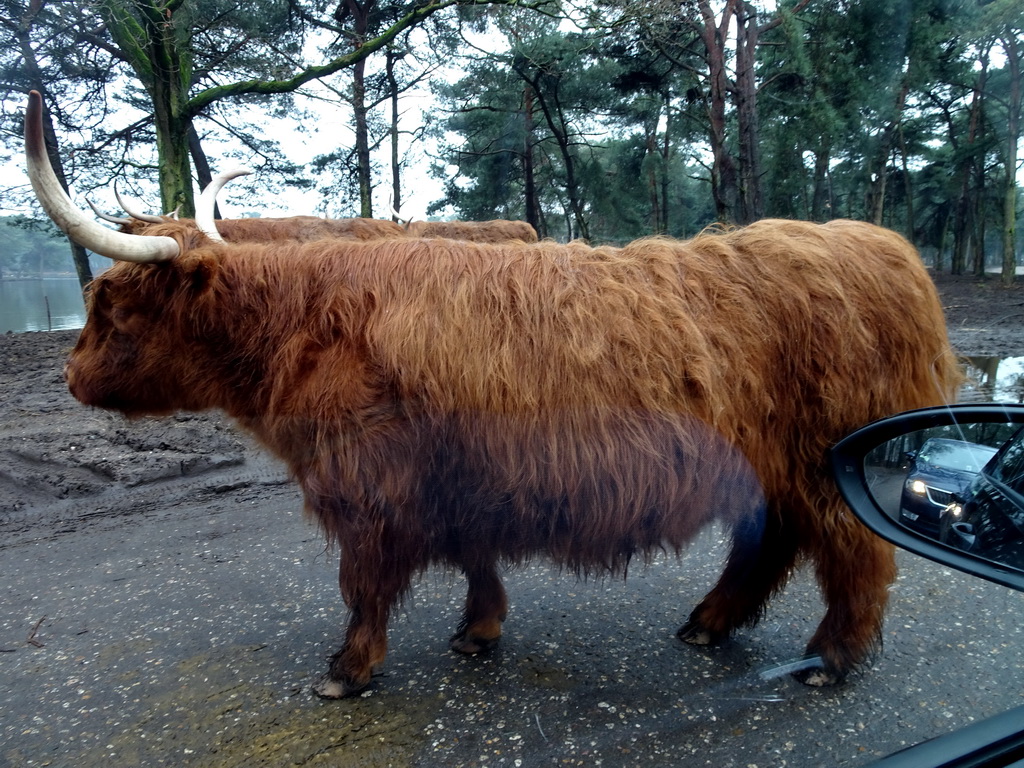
[[696, 0, 738, 223], [14, 3, 94, 290], [810, 148, 830, 221], [522, 85, 541, 236], [187, 126, 214, 195], [898, 123, 914, 244], [936, 213, 949, 274], [1001, 32, 1021, 286], [869, 79, 910, 226], [101, 0, 197, 216], [646, 130, 662, 233], [340, 0, 376, 218], [513, 63, 589, 241], [88, 0, 514, 222], [953, 45, 988, 277], [386, 49, 402, 214], [693, 0, 810, 224], [662, 92, 672, 235], [734, 1, 763, 224], [152, 79, 195, 216], [351, 57, 373, 217], [973, 214, 987, 277]]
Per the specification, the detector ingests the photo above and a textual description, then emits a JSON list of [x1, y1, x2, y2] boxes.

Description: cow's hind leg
[[795, 509, 896, 686], [313, 539, 415, 699], [680, 499, 896, 686], [450, 561, 507, 654], [679, 507, 798, 647]]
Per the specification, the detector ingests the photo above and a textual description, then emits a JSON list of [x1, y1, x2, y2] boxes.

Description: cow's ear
[[177, 252, 218, 293]]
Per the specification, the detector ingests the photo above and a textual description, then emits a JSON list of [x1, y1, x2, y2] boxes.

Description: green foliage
[[430, 17, 712, 243], [1, 0, 1020, 271]]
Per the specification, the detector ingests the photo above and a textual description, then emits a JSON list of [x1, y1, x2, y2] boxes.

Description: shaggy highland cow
[[25, 90, 960, 698], [190, 214, 407, 242], [98, 173, 535, 245], [405, 218, 539, 242], [92, 172, 408, 243]]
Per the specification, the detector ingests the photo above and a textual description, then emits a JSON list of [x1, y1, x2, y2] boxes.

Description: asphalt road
[[1, 470, 1022, 768]]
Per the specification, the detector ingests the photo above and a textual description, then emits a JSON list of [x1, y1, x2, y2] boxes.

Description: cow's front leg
[[313, 541, 414, 699], [450, 561, 507, 654]]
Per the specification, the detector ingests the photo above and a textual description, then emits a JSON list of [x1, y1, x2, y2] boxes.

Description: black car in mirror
[[897, 437, 997, 537]]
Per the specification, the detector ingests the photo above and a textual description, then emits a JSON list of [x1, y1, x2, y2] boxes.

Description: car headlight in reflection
[[907, 479, 928, 495], [947, 502, 964, 518]]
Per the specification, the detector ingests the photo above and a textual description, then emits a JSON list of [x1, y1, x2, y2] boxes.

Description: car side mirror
[[831, 404, 1024, 592]]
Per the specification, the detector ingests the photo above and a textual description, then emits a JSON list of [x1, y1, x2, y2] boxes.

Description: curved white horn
[[114, 184, 165, 223], [195, 168, 252, 243], [388, 194, 411, 227], [86, 199, 131, 226], [24, 91, 179, 263]]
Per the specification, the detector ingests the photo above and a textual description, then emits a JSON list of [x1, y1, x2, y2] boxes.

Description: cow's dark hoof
[[312, 673, 367, 699], [449, 631, 500, 654], [791, 663, 845, 687], [676, 619, 725, 646]]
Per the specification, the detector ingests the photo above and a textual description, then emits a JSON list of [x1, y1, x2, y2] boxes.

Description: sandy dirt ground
[[1, 272, 1023, 767], [935, 273, 1024, 359]]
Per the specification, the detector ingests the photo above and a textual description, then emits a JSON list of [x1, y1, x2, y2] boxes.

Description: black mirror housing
[[831, 404, 1024, 593]]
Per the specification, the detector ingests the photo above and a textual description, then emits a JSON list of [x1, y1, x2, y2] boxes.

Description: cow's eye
[[109, 305, 142, 333]]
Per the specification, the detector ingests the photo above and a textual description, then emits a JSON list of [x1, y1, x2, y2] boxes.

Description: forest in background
[[0, 216, 68, 279], [0, 0, 1021, 286]]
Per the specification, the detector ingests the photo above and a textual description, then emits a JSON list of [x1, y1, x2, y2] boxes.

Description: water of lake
[[0, 278, 86, 333]]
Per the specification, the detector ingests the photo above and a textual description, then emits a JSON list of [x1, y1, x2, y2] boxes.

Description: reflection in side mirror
[[947, 522, 976, 551], [831, 405, 1024, 592], [866, 421, 1024, 567]]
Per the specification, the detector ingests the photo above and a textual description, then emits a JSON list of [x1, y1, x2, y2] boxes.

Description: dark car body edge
[[865, 702, 1024, 768]]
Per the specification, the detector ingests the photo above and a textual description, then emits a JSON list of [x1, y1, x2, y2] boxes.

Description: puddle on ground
[[960, 356, 1024, 403]]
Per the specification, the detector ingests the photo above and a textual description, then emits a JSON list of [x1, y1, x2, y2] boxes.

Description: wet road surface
[[1, 473, 1022, 767]]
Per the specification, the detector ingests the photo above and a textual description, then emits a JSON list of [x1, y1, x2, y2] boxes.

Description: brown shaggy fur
[[65, 218, 960, 697], [120, 215, 406, 241], [405, 219, 539, 242]]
